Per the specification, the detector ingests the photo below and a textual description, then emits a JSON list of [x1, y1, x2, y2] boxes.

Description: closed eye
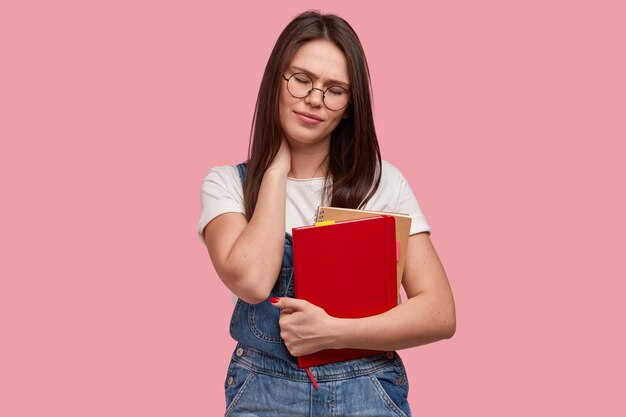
[[294, 75, 311, 85], [327, 87, 347, 96]]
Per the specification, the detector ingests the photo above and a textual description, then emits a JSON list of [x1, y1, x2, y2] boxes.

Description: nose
[[304, 87, 324, 107]]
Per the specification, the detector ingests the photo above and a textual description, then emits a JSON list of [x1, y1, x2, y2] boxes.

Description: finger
[[270, 297, 307, 311]]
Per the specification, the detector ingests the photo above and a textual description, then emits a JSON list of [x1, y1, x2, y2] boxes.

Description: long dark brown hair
[[244, 10, 382, 220]]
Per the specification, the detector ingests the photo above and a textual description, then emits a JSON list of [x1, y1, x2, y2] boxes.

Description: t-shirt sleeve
[[393, 168, 431, 235], [364, 161, 432, 235], [197, 165, 245, 245]]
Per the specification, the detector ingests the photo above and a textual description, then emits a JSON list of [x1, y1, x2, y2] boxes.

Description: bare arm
[[204, 139, 291, 304], [274, 232, 456, 355]]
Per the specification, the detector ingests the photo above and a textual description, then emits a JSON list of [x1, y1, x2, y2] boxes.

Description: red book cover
[[292, 215, 397, 368]]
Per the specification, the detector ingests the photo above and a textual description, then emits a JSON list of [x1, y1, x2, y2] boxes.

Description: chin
[[286, 131, 329, 146]]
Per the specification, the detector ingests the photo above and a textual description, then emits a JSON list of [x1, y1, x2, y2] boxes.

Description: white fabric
[[197, 160, 430, 245]]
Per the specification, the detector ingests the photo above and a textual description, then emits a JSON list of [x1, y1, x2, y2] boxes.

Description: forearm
[[226, 169, 287, 302], [333, 292, 456, 351]]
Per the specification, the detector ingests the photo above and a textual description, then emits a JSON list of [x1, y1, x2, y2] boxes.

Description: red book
[[292, 215, 398, 368]]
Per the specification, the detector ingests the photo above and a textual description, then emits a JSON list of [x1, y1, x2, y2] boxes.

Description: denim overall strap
[[228, 163, 296, 363]]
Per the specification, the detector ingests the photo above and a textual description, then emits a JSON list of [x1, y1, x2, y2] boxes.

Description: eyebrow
[[289, 66, 350, 88]]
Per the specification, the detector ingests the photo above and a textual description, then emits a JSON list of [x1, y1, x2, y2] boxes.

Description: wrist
[[329, 317, 350, 349], [264, 166, 289, 179]]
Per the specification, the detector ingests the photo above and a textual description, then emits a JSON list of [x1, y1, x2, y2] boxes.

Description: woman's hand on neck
[[266, 137, 292, 177]]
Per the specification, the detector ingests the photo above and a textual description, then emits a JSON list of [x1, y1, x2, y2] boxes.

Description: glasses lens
[[323, 86, 349, 111], [287, 73, 313, 98], [286, 73, 350, 111]]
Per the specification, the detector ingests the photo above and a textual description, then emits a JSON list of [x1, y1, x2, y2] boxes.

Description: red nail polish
[[270, 297, 279, 303]]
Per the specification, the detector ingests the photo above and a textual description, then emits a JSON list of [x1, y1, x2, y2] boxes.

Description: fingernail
[[270, 297, 279, 303]]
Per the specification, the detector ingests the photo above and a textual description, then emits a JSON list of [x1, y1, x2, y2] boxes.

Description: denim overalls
[[224, 163, 412, 417]]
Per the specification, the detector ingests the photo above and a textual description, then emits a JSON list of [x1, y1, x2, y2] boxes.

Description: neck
[[287, 138, 330, 179]]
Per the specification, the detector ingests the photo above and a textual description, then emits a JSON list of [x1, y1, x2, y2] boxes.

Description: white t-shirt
[[197, 160, 430, 244]]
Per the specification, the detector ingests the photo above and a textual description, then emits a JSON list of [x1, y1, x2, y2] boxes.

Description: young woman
[[198, 11, 455, 416]]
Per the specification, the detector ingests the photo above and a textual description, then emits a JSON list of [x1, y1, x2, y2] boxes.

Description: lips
[[294, 111, 323, 122]]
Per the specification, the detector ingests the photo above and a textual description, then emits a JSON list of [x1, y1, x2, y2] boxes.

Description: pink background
[[2, 0, 625, 415]]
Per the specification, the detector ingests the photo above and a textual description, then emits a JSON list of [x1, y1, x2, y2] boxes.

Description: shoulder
[[379, 160, 409, 185], [203, 164, 241, 183], [363, 160, 410, 211], [201, 164, 243, 190], [200, 164, 246, 202]]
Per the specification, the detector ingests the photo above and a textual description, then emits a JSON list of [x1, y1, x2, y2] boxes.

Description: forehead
[[287, 39, 349, 84]]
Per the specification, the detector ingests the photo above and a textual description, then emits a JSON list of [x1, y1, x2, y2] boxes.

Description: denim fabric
[[225, 344, 411, 417], [225, 163, 412, 416]]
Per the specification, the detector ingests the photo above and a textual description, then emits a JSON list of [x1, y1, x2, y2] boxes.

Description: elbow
[[238, 289, 272, 305], [439, 310, 456, 340], [442, 317, 456, 339], [227, 272, 274, 305]]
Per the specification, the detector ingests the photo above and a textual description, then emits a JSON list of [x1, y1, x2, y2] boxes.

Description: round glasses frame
[[282, 73, 350, 111]]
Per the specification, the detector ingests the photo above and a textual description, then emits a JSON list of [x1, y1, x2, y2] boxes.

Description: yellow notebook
[[315, 207, 412, 292]]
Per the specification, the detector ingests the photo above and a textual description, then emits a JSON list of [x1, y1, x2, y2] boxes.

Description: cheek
[[279, 85, 295, 111], [278, 100, 290, 130], [326, 111, 346, 131]]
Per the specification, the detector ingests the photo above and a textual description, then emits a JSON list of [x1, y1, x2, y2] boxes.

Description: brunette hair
[[243, 10, 382, 219]]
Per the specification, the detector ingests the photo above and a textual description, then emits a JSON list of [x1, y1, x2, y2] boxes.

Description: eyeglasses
[[282, 73, 350, 111]]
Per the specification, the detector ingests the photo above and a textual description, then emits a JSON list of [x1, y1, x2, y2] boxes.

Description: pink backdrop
[[2, 1, 625, 415]]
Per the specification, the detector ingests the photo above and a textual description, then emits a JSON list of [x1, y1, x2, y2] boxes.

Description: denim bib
[[228, 163, 297, 363]]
